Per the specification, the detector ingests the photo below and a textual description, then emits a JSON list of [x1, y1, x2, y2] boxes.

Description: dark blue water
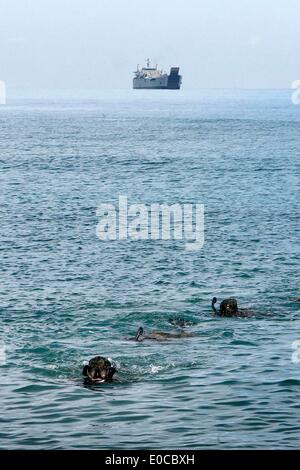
[[0, 90, 300, 449]]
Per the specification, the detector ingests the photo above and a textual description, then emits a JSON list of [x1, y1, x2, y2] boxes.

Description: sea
[[0, 89, 299, 449]]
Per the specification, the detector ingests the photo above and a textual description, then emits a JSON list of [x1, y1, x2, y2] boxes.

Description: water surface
[[0, 90, 299, 449]]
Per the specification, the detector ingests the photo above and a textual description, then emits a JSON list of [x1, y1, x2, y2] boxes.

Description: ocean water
[[0, 90, 299, 449]]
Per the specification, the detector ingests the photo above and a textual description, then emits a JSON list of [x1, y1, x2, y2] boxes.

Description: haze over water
[[0, 90, 300, 449]]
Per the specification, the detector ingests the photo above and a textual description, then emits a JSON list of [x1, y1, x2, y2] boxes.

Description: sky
[[0, 0, 300, 93]]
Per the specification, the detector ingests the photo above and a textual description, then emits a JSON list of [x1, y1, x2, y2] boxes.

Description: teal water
[[0, 90, 300, 449]]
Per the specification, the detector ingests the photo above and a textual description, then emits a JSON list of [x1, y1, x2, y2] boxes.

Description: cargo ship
[[133, 59, 182, 90]]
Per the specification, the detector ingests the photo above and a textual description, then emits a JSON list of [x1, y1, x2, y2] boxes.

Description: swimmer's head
[[220, 298, 238, 317], [82, 356, 116, 384]]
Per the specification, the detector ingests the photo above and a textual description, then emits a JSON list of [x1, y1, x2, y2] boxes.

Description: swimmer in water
[[211, 297, 254, 318], [133, 326, 194, 342]]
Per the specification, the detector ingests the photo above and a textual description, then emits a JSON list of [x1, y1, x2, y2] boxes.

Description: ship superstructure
[[133, 59, 182, 90]]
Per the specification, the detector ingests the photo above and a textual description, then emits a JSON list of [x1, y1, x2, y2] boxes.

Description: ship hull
[[133, 75, 169, 89], [133, 84, 170, 89]]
